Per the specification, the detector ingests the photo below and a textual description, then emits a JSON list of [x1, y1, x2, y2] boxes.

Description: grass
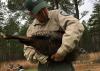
[[25, 68, 37, 71]]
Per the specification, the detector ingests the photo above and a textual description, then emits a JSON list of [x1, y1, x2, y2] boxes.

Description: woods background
[[0, 0, 100, 64]]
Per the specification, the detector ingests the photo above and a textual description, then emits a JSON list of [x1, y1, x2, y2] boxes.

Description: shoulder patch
[[60, 10, 69, 16]]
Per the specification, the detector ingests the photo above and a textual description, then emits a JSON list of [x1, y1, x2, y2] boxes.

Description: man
[[24, 0, 85, 71]]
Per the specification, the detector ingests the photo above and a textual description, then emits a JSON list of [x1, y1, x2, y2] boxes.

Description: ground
[[0, 52, 100, 71]]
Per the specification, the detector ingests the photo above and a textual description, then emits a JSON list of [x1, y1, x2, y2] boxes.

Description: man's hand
[[35, 52, 48, 64], [51, 53, 65, 61]]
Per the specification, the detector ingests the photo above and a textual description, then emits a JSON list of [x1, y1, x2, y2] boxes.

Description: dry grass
[[74, 52, 100, 71], [74, 63, 100, 71], [0, 52, 100, 71], [0, 60, 37, 71]]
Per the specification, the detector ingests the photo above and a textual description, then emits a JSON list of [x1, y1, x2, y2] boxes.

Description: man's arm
[[57, 17, 84, 56], [52, 12, 85, 61], [24, 21, 48, 64]]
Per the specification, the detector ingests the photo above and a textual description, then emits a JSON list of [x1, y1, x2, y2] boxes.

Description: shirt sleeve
[[57, 13, 85, 57], [23, 21, 48, 64]]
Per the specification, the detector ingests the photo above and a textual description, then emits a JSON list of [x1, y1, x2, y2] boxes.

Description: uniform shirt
[[24, 9, 84, 63]]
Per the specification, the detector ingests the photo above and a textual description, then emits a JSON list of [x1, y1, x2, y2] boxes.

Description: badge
[[60, 10, 69, 16]]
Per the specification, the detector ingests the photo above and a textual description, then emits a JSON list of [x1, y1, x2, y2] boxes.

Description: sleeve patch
[[60, 10, 69, 16]]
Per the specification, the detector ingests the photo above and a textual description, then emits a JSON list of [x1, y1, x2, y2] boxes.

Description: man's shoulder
[[48, 9, 73, 20], [49, 9, 59, 13], [48, 9, 59, 17], [49, 9, 70, 16]]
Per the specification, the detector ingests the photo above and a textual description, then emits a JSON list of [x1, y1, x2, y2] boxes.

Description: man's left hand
[[51, 53, 65, 61]]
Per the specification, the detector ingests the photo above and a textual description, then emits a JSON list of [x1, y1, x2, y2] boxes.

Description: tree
[[0, 18, 26, 61], [88, 2, 100, 33], [0, 1, 8, 26], [19, 23, 28, 36], [7, 0, 25, 12], [88, 2, 100, 52], [47, 0, 88, 19], [73, 0, 79, 19], [59, 0, 74, 15], [3, 18, 19, 35], [0, 0, 30, 61], [72, 0, 88, 19]]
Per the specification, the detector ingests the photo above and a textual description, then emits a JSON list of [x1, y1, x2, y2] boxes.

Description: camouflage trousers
[[38, 61, 75, 71]]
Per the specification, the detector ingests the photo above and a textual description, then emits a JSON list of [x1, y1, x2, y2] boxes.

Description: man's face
[[29, 8, 49, 23]]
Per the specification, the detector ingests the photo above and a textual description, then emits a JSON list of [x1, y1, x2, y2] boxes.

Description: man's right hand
[[24, 45, 48, 64], [24, 47, 38, 64]]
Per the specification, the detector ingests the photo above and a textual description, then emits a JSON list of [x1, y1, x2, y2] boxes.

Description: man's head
[[25, 0, 49, 23]]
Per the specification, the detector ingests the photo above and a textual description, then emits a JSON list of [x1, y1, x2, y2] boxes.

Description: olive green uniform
[[24, 10, 84, 71]]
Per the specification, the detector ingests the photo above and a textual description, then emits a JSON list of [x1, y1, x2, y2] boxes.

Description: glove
[[24, 47, 38, 64], [24, 46, 48, 64], [34, 52, 48, 64]]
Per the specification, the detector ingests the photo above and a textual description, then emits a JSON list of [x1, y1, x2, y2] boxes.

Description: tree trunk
[[73, 0, 79, 19], [54, 0, 59, 9]]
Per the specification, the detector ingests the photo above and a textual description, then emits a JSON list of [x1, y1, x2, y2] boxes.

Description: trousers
[[38, 61, 75, 71]]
